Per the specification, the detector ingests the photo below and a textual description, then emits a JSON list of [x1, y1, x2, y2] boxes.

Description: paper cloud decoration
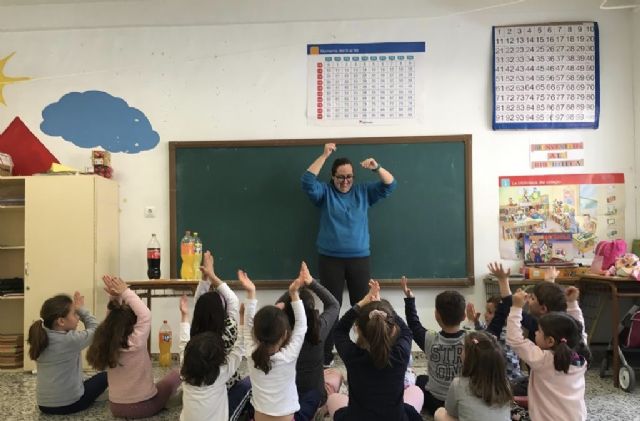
[[41, 90, 159, 154]]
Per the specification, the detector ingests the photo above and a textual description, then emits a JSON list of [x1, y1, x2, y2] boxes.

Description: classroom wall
[[0, 0, 636, 352]]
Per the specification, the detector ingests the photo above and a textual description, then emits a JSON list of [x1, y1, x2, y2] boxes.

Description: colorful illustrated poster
[[498, 173, 624, 260], [493, 22, 600, 130], [307, 42, 426, 125]]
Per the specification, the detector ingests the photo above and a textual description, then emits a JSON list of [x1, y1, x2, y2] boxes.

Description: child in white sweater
[[243, 265, 307, 421], [180, 271, 244, 421], [506, 287, 591, 421]]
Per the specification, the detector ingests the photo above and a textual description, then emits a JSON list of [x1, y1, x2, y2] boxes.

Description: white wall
[[0, 0, 636, 351]]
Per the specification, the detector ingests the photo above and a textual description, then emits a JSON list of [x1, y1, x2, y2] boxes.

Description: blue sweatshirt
[[301, 170, 397, 258]]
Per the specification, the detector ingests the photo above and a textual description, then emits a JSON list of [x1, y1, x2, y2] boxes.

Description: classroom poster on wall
[[306, 42, 426, 125], [498, 173, 624, 260], [492, 22, 600, 130]]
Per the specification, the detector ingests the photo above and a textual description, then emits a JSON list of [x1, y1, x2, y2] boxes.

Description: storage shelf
[[0, 295, 23, 300]]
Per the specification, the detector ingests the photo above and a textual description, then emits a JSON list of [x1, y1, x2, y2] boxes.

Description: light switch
[[144, 206, 156, 218]]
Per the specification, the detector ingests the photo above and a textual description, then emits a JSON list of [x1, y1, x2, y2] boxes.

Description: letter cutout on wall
[[41, 90, 160, 154]]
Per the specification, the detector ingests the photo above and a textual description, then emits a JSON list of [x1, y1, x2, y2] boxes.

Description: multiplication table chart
[[307, 42, 425, 125], [492, 22, 600, 130]]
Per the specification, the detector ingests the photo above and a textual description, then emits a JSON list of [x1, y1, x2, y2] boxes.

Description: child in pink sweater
[[506, 287, 591, 421], [87, 275, 181, 418]]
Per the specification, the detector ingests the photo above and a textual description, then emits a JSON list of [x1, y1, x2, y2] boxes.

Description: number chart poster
[[493, 22, 600, 130], [498, 173, 624, 260], [307, 42, 426, 125]]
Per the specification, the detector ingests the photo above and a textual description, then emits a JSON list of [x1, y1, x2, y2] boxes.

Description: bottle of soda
[[180, 230, 194, 280], [192, 232, 203, 280], [147, 234, 161, 279], [158, 320, 172, 367]]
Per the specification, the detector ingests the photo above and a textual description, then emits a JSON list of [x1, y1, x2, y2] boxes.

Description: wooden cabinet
[[0, 175, 119, 371]]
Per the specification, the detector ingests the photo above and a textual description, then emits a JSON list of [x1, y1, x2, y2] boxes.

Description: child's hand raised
[[73, 291, 84, 309], [299, 261, 313, 286], [237, 269, 256, 299], [400, 276, 413, 298], [102, 275, 127, 297], [466, 302, 480, 323], [357, 280, 380, 308], [512, 289, 528, 308], [488, 262, 511, 280], [565, 286, 580, 302], [288, 276, 304, 300], [544, 266, 559, 282], [179, 295, 189, 316], [200, 251, 221, 286], [488, 262, 511, 298]]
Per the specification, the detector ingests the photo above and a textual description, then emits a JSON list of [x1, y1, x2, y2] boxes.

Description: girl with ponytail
[[275, 262, 342, 420], [243, 263, 307, 421], [27, 291, 107, 415], [507, 287, 591, 421], [326, 280, 423, 421]]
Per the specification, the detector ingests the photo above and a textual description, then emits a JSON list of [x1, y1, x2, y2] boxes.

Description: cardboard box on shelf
[[91, 150, 111, 167], [527, 265, 591, 279], [0, 152, 13, 176]]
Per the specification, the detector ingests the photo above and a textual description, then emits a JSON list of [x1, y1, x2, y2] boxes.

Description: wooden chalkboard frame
[[169, 135, 473, 289]]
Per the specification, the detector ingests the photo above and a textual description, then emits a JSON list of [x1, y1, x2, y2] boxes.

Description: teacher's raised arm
[[300, 143, 397, 367]]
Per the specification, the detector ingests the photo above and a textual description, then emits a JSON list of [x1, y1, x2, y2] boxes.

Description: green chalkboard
[[170, 136, 473, 287]]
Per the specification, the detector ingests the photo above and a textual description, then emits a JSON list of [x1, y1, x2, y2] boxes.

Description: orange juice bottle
[[158, 320, 172, 367], [180, 231, 194, 280]]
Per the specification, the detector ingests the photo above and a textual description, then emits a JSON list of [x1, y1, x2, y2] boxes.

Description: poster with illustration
[[498, 173, 624, 260], [524, 232, 574, 264]]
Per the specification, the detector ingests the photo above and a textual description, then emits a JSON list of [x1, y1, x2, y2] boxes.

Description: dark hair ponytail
[[282, 288, 320, 345], [538, 312, 592, 373], [27, 294, 73, 360], [356, 300, 398, 369], [251, 305, 291, 374], [86, 300, 137, 370]]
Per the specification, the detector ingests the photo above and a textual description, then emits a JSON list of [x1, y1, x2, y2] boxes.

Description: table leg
[[146, 288, 152, 354], [610, 282, 620, 388]]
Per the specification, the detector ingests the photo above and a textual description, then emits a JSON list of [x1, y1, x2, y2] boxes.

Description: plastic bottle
[[158, 320, 172, 367], [180, 231, 194, 280], [192, 232, 203, 280], [147, 234, 161, 279]]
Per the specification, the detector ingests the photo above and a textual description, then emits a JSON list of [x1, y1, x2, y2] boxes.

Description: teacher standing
[[301, 143, 397, 366]]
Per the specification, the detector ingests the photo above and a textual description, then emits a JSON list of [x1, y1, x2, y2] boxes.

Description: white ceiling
[[0, 0, 634, 32]]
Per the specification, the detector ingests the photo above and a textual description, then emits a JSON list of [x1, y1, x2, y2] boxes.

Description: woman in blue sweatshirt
[[301, 142, 397, 366]]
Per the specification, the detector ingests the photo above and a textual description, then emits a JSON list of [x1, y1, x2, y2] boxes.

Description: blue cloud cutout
[[41, 90, 159, 154]]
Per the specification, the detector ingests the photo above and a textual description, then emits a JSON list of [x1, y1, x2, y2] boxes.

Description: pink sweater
[[107, 288, 157, 404], [506, 301, 587, 421]]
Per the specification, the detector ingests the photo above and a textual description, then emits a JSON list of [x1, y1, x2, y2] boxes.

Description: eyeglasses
[[334, 175, 354, 181]]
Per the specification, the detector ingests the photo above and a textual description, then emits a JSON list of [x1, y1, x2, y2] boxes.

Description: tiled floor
[[1, 354, 639, 420]]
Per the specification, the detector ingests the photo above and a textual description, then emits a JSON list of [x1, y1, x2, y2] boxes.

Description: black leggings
[[39, 371, 108, 415], [319, 254, 371, 364]]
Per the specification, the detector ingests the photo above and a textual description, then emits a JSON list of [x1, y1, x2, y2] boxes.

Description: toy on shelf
[[92, 150, 113, 179]]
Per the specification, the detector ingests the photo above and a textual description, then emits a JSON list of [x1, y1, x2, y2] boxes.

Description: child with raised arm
[[402, 276, 466, 415], [506, 287, 591, 421], [178, 251, 250, 419], [434, 331, 512, 421], [28, 291, 107, 415], [86, 276, 181, 419], [464, 297, 525, 387], [243, 265, 308, 421], [487, 263, 568, 395], [326, 280, 423, 421], [275, 261, 342, 420], [180, 265, 244, 421]]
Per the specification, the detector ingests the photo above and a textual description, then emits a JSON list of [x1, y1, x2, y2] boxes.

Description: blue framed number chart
[[492, 22, 600, 130]]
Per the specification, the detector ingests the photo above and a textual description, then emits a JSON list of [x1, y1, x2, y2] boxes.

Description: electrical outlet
[[144, 206, 156, 218]]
